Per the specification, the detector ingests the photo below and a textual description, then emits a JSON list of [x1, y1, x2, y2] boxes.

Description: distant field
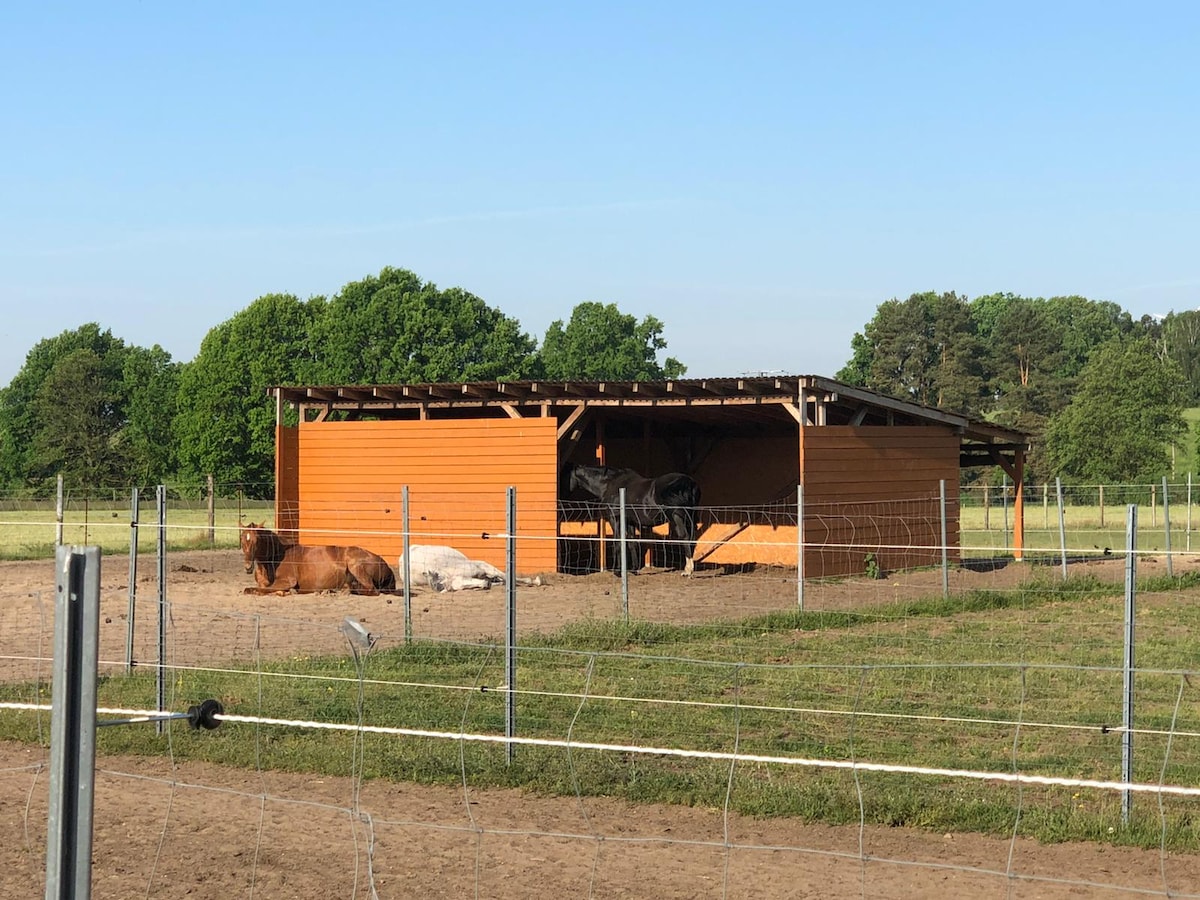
[[2, 496, 1197, 564], [0, 501, 275, 560], [961, 496, 1200, 558]]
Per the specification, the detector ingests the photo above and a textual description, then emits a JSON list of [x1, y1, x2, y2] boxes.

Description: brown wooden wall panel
[[801, 426, 960, 577], [283, 418, 559, 576], [695, 426, 960, 576], [276, 415, 965, 582], [275, 425, 300, 538]]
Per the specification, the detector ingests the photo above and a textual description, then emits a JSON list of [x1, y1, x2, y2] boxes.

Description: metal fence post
[[156, 485, 167, 732], [940, 479, 949, 598], [55, 474, 64, 547], [505, 486, 517, 765], [125, 487, 139, 674], [1188, 472, 1193, 553], [1056, 478, 1068, 579], [1163, 476, 1173, 577], [46, 545, 101, 900], [797, 484, 805, 611], [619, 487, 629, 621], [1122, 504, 1137, 825], [206, 474, 215, 545], [401, 486, 411, 645]]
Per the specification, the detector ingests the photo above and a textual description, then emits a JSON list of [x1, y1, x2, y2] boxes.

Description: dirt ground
[[2, 550, 1199, 898]]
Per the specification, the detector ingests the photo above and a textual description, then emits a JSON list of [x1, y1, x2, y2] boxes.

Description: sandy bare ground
[[2, 550, 1199, 898]]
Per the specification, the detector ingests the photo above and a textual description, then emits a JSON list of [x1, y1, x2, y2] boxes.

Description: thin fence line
[[6, 680, 1199, 742], [10, 702, 1193, 799], [46, 653, 1200, 682]]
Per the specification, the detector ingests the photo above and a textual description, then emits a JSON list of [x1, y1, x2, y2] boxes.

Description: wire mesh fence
[[4, 481, 1200, 897]]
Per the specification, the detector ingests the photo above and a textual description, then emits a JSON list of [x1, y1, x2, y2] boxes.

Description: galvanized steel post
[[46, 546, 101, 900], [619, 487, 629, 620], [125, 487, 139, 674], [1056, 478, 1068, 580], [1163, 477, 1173, 577], [1122, 504, 1137, 824], [505, 487, 517, 764], [402, 486, 412, 644], [156, 485, 167, 732], [940, 480, 949, 598]]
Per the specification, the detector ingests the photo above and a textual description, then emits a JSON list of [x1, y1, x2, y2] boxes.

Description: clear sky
[[2, 3, 1197, 386]]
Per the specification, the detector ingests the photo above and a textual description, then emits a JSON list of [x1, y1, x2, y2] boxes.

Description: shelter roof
[[270, 374, 1028, 463]]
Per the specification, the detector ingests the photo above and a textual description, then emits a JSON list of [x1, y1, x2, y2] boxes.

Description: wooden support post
[[596, 420, 607, 572], [1012, 452, 1025, 561]]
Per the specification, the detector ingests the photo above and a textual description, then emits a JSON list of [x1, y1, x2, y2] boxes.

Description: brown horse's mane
[[245, 523, 289, 581]]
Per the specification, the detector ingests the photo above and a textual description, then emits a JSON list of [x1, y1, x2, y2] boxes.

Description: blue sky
[[2, 3, 1197, 386]]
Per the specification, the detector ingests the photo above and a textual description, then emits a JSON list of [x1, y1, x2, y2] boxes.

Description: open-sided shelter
[[268, 375, 1029, 578]]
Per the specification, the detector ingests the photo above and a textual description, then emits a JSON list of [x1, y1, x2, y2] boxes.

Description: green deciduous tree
[[174, 269, 544, 492], [836, 292, 984, 414], [0, 324, 125, 488], [173, 293, 321, 493], [312, 267, 536, 383], [538, 301, 686, 381], [1044, 295, 1135, 381], [120, 345, 181, 486], [1044, 337, 1188, 483], [0, 324, 180, 493], [1158, 310, 1200, 403], [29, 349, 127, 490]]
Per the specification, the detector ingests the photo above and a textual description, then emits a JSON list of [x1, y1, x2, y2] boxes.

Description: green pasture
[[0, 500, 275, 560], [960, 497, 1200, 559], [3, 493, 1199, 565], [3, 571, 1199, 848]]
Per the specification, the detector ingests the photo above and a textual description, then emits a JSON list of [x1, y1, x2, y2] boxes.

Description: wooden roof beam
[[401, 385, 432, 402], [556, 403, 588, 441], [666, 381, 710, 398], [527, 382, 565, 399], [597, 382, 632, 398], [425, 384, 458, 400], [495, 382, 533, 400]]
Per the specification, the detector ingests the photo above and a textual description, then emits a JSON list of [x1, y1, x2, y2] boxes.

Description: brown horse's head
[[240, 522, 265, 574]]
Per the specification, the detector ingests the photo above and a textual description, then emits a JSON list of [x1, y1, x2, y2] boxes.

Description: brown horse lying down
[[239, 523, 396, 596]]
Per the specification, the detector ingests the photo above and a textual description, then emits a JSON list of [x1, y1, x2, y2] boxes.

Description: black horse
[[568, 465, 701, 575]]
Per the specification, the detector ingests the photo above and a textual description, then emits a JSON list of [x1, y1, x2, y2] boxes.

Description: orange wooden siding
[[276, 418, 559, 575], [800, 426, 960, 578], [274, 424, 300, 538], [689, 427, 959, 576]]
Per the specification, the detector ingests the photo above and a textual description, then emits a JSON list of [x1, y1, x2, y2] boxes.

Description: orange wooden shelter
[[268, 375, 1028, 578]]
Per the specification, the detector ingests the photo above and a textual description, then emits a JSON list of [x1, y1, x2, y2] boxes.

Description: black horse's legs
[[667, 509, 697, 576]]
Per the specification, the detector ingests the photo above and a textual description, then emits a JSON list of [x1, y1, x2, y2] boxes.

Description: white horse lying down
[[397, 545, 542, 592]]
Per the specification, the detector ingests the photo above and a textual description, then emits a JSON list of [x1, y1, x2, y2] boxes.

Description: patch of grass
[[5, 572, 1200, 850], [0, 501, 273, 560]]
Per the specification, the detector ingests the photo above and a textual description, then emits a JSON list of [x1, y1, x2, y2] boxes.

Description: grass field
[[1, 496, 1195, 565], [3, 570, 1198, 848], [0, 500, 274, 560]]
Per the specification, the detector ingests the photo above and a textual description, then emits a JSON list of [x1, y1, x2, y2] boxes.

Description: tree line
[[2, 274, 1194, 498], [0, 267, 683, 497], [837, 292, 1196, 485]]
